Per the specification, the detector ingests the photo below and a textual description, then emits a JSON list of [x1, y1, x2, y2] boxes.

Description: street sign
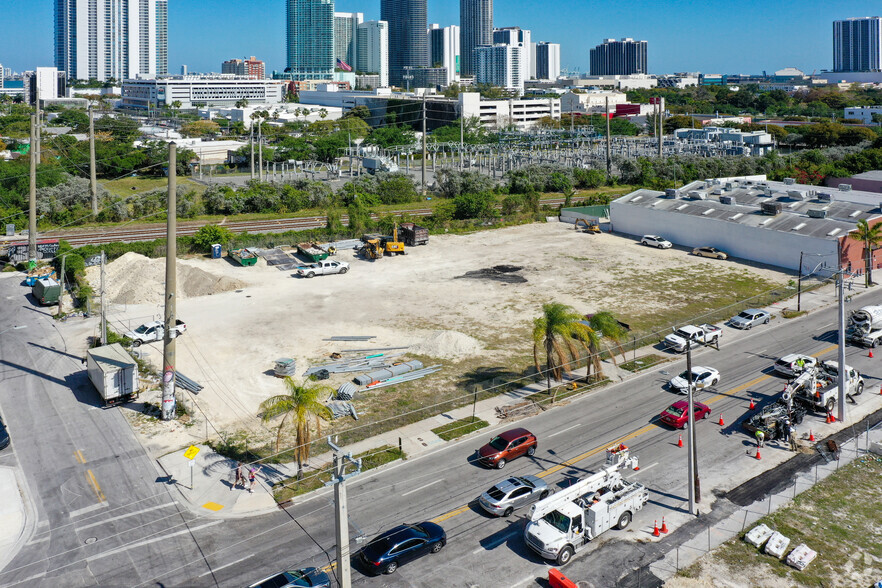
[[184, 445, 200, 460]]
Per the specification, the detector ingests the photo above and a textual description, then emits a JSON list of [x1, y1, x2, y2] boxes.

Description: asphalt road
[[0, 270, 879, 587]]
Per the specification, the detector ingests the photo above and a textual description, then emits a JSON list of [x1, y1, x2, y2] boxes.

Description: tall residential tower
[[834, 17, 882, 72], [381, 0, 427, 87], [54, 0, 168, 81], [460, 0, 492, 77], [589, 38, 647, 75], [286, 0, 335, 80]]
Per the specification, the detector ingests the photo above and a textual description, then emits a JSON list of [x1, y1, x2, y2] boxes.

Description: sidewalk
[[152, 277, 869, 517]]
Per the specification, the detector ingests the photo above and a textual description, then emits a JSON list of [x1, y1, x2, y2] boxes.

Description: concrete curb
[[0, 466, 37, 573]]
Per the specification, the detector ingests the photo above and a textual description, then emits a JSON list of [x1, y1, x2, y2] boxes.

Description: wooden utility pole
[[34, 83, 41, 163], [605, 97, 612, 177], [57, 255, 66, 318], [89, 106, 98, 215], [161, 143, 178, 421], [421, 96, 427, 195], [28, 114, 37, 268]]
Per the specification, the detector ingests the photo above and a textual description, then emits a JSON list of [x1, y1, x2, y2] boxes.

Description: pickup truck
[[664, 324, 722, 353], [126, 319, 187, 347], [296, 260, 350, 278]]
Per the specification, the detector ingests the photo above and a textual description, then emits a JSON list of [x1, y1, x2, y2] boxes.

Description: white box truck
[[86, 344, 139, 406]]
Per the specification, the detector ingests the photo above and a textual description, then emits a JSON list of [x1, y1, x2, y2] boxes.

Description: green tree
[[258, 378, 333, 478], [453, 192, 496, 219], [191, 224, 233, 252], [532, 302, 598, 401], [343, 105, 372, 120], [850, 219, 882, 287], [180, 120, 220, 137], [583, 311, 628, 381], [366, 125, 416, 148]]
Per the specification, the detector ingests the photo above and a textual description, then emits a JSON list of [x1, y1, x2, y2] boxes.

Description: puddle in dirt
[[455, 265, 527, 283]]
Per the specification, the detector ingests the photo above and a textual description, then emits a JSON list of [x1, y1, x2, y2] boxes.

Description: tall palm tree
[[532, 302, 599, 402], [850, 219, 882, 287], [259, 378, 332, 479], [583, 311, 628, 381]]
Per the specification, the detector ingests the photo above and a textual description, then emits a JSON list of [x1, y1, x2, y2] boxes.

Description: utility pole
[[326, 437, 362, 588], [605, 97, 612, 178], [657, 99, 663, 158], [421, 96, 427, 195], [34, 83, 41, 163], [89, 106, 98, 215], [459, 115, 464, 170], [257, 117, 263, 182], [100, 250, 107, 345], [249, 124, 255, 180], [685, 340, 699, 515], [797, 251, 804, 312], [837, 264, 846, 423], [161, 143, 178, 421], [28, 114, 37, 269]]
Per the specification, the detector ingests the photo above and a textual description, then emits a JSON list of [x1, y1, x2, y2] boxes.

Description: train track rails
[[42, 198, 579, 247]]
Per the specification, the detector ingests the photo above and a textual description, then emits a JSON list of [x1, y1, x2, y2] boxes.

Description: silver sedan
[[478, 475, 550, 517]]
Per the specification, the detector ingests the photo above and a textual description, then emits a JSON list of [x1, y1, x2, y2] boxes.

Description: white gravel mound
[[87, 252, 246, 305], [410, 330, 483, 360]]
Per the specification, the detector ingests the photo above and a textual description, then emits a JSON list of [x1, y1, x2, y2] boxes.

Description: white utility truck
[[524, 445, 648, 566], [782, 360, 864, 414], [846, 305, 882, 348]]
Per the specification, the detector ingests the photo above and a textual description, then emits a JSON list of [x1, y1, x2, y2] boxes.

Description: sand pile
[[410, 330, 484, 360], [87, 252, 247, 305]]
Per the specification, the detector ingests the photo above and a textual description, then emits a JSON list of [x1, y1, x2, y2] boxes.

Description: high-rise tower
[[834, 17, 882, 72], [382, 0, 428, 87], [286, 0, 335, 80], [460, 0, 492, 77]]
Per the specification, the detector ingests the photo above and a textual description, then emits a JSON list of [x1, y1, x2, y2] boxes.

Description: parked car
[[247, 567, 330, 588], [692, 246, 729, 260], [641, 235, 673, 249], [773, 354, 818, 378], [125, 319, 186, 347], [659, 400, 712, 428], [728, 308, 771, 330], [357, 522, 446, 575], [476, 427, 537, 469], [478, 475, 550, 517], [0, 415, 9, 450], [668, 367, 720, 394]]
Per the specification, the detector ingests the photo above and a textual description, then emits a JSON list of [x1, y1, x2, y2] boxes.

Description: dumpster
[[230, 248, 258, 266], [211, 244, 222, 259]]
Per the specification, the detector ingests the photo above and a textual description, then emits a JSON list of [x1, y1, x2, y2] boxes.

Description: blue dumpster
[[211, 244, 222, 259]]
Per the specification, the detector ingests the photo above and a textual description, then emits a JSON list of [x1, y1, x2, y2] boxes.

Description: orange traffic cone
[[878, 385, 882, 395], [825, 413, 832, 423], [678, 434, 683, 448], [661, 517, 669, 534], [749, 399, 755, 410], [869, 349, 874, 358], [718, 413, 725, 426], [809, 430, 815, 442], [653, 520, 660, 537], [756, 447, 762, 460], [829, 413, 836, 423]]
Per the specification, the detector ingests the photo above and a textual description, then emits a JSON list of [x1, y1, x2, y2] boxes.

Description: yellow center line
[[74, 450, 86, 464], [85, 469, 106, 503], [429, 344, 843, 524], [320, 562, 338, 573]]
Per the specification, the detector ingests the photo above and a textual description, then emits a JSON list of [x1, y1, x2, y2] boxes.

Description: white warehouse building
[[610, 177, 882, 278], [121, 75, 287, 109]]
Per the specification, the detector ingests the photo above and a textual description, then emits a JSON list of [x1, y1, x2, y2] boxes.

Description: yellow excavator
[[383, 223, 406, 255], [363, 238, 384, 260], [575, 218, 601, 234]]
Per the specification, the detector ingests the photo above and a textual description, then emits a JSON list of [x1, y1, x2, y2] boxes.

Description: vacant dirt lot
[[86, 222, 792, 454]]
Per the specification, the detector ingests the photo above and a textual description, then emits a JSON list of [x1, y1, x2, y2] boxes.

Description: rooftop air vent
[[712, 188, 723, 195], [838, 183, 852, 192], [818, 192, 834, 203], [725, 182, 734, 190], [664, 188, 678, 198], [787, 190, 806, 200], [720, 195, 734, 205], [761, 201, 783, 216], [807, 209, 827, 218], [783, 177, 796, 185], [689, 190, 707, 200]]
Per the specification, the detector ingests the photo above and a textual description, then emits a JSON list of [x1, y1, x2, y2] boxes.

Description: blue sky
[[2, 1, 881, 76]]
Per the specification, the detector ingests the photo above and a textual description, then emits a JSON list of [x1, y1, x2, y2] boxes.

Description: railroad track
[[44, 197, 580, 247]]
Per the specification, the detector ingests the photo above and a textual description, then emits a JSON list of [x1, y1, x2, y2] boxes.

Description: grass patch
[[781, 309, 808, 319], [679, 455, 882, 587], [102, 176, 206, 197], [431, 416, 490, 441], [619, 354, 669, 372], [273, 444, 405, 503], [525, 375, 610, 404]]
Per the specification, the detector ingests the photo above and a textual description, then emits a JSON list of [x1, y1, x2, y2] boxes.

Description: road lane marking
[[196, 554, 254, 577], [85, 520, 224, 562], [402, 479, 444, 497], [635, 461, 659, 474], [68, 502, 107, 518], [547, 423, 581, 438], [75, 502, 178, 532], [26, 535, 50, 545], [427, 342, 844, 525], [320, 562, 338, 573], [74, 450, 86, 464], [85, 470, 106, 503]]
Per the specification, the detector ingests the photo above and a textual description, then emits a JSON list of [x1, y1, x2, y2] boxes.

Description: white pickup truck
[[296, 260, 350, 278], [126, 319, 186, 347], [664, 324, 722, 353]]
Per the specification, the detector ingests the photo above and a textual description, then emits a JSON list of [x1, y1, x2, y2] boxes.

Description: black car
[[357, 522, 446, 575], [0, 415, 9, 450]]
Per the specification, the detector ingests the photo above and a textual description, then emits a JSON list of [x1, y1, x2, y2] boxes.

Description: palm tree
[[532, 302, 599, 402], [235, 98, 249, 109], [850, 219, 882, 287], [259, 378, 332, 479], [583, 311, 628, 381]]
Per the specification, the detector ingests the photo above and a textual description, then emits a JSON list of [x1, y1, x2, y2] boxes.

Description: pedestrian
[[248, 468, 257, 494], [789, 425, 799, 452], [232, 461, 243, 490], [755, 429, 765, 448], [781, 419, 791, 443]]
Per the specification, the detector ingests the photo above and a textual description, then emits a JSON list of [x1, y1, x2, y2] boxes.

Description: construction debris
[[303, 352, 403, 377], [326, 400, 358, 420], [764, 531, 791, 559], [786, 543, 817, 571], [175, 371, 203, 394], [495, 401, 541, 420], [273, 358, 297, 378], [361, 365, 442, 390], [745, 524, 774, 548], [354, 361, 424, 386], [336, 382, 358, 401]]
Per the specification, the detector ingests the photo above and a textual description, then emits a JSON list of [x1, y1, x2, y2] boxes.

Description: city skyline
[[3, 1, 882, 77]]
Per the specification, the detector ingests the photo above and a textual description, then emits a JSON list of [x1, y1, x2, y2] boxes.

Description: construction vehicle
[[399, 222, 429, 246], [847, 305, 882, 347], [361, 238, 384, 260], [524, 445, 648, 566], [574, 218, 601, 233]]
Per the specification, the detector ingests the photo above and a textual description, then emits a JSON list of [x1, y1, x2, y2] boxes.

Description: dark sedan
[[357, 522, 446, 575], [247, 567, 330, 588]]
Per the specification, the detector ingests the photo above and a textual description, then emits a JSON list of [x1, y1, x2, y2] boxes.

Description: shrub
[[191, 224, 233, 252]]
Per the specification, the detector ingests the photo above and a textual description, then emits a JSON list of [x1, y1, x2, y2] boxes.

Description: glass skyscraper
[[286, 0, 335, 80], [381, 0, 427, 87], [589, 38, 647, 76], [834, 17, 882, 72], [460, 0, 492, 77]]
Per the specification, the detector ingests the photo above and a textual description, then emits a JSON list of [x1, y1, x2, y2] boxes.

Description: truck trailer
[[86, 344, 139, 406]]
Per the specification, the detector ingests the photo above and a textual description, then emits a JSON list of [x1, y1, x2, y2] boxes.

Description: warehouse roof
[[614, 177, 882, 240]]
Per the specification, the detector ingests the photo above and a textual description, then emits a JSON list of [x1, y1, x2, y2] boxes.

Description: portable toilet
[[211, 244, 222, 259]]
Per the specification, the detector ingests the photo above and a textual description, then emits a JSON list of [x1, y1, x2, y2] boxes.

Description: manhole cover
[[85, 537, 97, 544]]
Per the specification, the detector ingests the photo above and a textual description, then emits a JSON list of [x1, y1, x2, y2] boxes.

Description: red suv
[[477, 428, 537, 469]]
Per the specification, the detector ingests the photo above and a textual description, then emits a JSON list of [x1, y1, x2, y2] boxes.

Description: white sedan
[[641, 235, 673, 249], [669, 366, 720, 394]]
